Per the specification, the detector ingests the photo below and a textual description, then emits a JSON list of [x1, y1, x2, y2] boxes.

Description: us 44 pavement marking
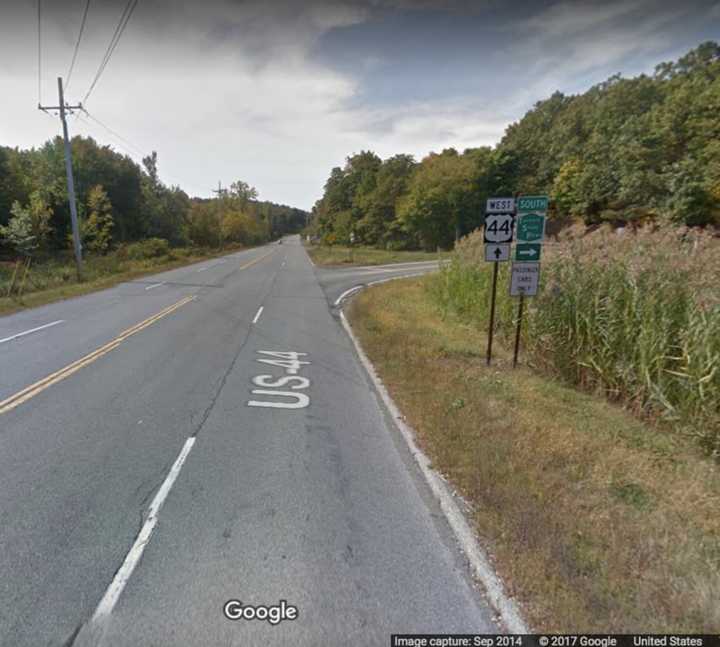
[[248, 351, 311, 409]]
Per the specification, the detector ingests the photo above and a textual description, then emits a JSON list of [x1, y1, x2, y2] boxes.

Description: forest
[[311, 42, 720, 250], [0, 136, 308, 259]]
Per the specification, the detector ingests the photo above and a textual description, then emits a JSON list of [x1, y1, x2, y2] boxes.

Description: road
[[0, 236, 497, 646]]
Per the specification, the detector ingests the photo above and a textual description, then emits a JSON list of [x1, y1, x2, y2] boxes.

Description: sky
[[1, 0, 719, 210]]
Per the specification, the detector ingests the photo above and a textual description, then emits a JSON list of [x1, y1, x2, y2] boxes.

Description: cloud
[[0, 0, 717, 208]]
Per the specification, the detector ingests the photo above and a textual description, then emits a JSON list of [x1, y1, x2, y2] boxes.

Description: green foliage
[[0, 139, 308, 257], [355, 154, 416, 247], [81, 185, 114, 254], [221, 210, 264, 245], [125, 237, 171, 260], [429, 228, 720, 457], [1, 201, 37, 256], [187, 200, 223, 248], [312, 42, 720, 247], [397, 149, 480, 250]]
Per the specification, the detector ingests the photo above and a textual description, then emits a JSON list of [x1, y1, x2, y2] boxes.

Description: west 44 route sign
[[486, 197, 515, 213], [484, 214, 514, 244]]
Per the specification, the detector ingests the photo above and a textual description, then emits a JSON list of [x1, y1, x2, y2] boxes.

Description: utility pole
[[39, 77, 83, 278]]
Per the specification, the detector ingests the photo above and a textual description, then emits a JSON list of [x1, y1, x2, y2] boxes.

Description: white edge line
[[338, 280, 528, 633], [333, 272, 429, 308], [333, 285, 364, 307], [91, 436, 197, 620], [145, 282, 165, 291], [197, 267, 207, 272], [337, 259, 442, 272], [0, 320, 65, 344], [252, 306, 264, 324]]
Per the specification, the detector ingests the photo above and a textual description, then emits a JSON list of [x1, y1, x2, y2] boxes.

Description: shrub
[[125, 238, 171, 260]]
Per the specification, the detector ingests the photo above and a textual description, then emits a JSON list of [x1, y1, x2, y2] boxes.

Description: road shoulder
[[344, 275, 720, 632]]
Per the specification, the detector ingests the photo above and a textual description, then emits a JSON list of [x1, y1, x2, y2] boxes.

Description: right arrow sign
[[515, 243, 542, 261]]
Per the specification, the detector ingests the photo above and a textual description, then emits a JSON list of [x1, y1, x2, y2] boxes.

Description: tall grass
[[429, 226, 720, 456], [0, 241, 243, 312]]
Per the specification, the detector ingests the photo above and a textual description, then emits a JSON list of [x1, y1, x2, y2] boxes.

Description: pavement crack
[[61, 622, 83, 647], [189, 256, 283, 440]]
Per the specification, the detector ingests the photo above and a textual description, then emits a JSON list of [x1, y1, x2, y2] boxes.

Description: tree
[[0, 189, 53, 255], [221, 210, 264, 245], [397, 150, 478, 250], [1, 202, 37, 256], [354, 154, 416, 247], [81, 185, 114, 253], [188, 201, 223, 248], [228, 181, 258, 209]]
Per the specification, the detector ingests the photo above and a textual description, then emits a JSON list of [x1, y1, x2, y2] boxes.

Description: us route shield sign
[[484, 214, 514, 244]]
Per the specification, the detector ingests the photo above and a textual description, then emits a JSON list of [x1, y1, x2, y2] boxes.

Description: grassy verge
[[304, 243, 449, 267], [433, 227, 720, 457], [0, 244, 251, 316], [348, 276, 720, 632]]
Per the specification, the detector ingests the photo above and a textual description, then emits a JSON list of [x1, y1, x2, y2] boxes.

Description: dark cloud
[[1, 0, 718, 208]]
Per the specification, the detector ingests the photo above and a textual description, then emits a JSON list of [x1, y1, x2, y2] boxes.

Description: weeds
[[0, 242, 246, 315], [305, 244, 449, 267], [429, 226, 720, 456], [349, 277, 720, 631]]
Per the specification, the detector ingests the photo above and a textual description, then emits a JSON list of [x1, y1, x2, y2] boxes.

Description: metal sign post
[[513, 292, 524, 368], [486, 260, 499, 365], [510, 195, 548, 368], [484, 197, 514, 365]]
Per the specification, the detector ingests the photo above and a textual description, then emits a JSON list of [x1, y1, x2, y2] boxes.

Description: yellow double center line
[[0, 295, 196, 416], [238, 247, 275, 271]]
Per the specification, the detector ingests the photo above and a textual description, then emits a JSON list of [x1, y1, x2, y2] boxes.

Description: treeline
[[311, 42, 720, 250], [0, 136, 308, 258]]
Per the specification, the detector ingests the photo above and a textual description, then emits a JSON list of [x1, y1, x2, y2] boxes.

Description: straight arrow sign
[[485, 243, 510, 262]]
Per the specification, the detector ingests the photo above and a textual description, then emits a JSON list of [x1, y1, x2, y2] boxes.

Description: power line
[[37, 0, 42, 104], [76, 113, 136, 159], [81, 0, 138, 105], [75, 108, 195, 194], [81, 0, 134, 104], [65, 0, 92, 92], [80, 108, 145, 157]]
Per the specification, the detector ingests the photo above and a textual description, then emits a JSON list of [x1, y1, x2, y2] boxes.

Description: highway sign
[[515, 243, 541, 261], [510, 262, 540, 296], [517, 196, 548, 213], [516, 213, 546, 243], [486, 197, 515, 213], [484, 213, 514, 244], [485, 243, 510, 262]]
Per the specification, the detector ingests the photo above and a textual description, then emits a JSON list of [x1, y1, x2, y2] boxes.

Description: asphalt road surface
[[0, 236, 498, 646]]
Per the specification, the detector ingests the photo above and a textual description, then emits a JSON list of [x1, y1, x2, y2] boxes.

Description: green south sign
[[517, 196, 549, 212], [516, 213, 546, 243]]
